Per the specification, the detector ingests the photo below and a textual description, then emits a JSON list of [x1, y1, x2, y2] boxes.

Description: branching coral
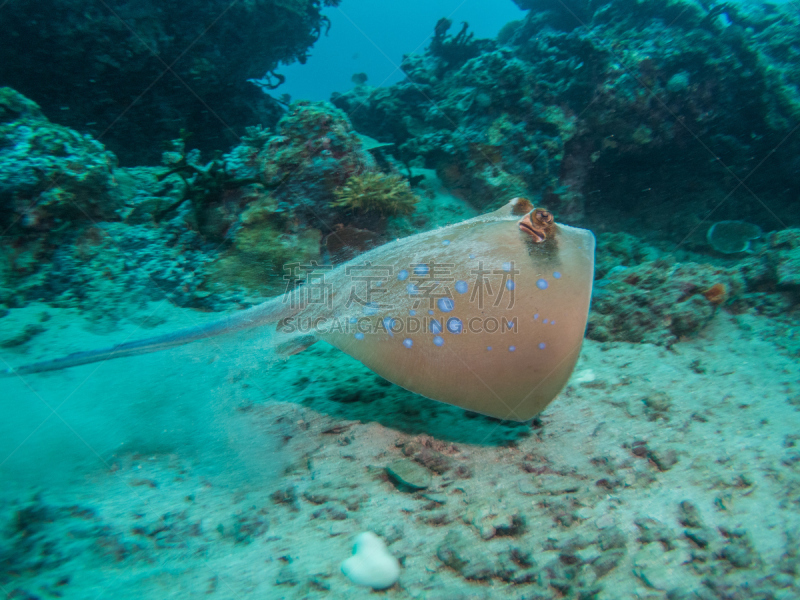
[[332, 173, 418, 216], [427, 19, 491, 77], [154, 134, 261, 238]]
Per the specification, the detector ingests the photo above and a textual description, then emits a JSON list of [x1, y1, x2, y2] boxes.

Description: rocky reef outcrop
[[0, 90, 432, 319], [0, 0, 341, 164], [332, 0, 799, 241]]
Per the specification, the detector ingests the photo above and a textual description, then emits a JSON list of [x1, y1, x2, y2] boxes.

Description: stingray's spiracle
[[518, 208, 556, 243]]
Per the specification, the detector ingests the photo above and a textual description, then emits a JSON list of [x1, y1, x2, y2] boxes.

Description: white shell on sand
[[341, 532, 400, 590]]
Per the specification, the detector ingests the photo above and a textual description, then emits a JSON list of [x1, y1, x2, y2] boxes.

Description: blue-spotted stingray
[[3, 198, 595, 421]]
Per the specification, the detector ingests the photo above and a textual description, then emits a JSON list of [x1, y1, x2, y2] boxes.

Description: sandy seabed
[[1, 301, 798, 599]]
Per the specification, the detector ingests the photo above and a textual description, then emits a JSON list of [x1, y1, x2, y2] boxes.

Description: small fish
[[351, 72, 368, 85], [3, 198, 595, 421]]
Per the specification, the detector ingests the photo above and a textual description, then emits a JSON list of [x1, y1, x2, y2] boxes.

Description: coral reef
[[208, 101, 425, 286], [0, 90, 237, 317], [588, 228, 800, 347], [331, 0, 799, 235], [0, 93, 427, 315], [766, 229, 800, 287], [427, 18, 494, 78], [0, 88, 120, 232], [589, 259, 743, 346], [221, 101, 402, 228], [0, 0, 340, 164]]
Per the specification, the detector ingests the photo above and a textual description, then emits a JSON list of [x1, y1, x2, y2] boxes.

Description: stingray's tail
[[2, 296, 299, 377]]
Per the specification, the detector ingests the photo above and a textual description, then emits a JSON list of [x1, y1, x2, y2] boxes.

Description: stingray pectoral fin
[[321, 218, 595, 422]]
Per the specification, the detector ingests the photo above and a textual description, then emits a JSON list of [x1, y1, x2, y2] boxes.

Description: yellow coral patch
[[332, 172, 418, 216]]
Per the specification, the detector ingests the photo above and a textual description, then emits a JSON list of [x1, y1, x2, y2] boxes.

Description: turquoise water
[[1, 1, 799, 598]]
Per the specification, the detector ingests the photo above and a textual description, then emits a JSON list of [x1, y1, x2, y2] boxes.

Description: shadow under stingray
[[262, 342, 539, 446]]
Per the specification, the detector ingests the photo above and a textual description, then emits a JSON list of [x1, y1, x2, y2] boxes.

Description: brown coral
[[701, 283, 727, 305]]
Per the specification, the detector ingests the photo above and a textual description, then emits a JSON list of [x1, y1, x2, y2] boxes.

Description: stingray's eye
[[532, 209, 554, 226]]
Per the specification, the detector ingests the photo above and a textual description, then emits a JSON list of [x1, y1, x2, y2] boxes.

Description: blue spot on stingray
[[414, 264, 430, 276], [409, 310, 416, 316], [538, 342, 546, 349], [536, 279, 549, 290], [403, 338, 413, 348], [469, 253, 476, 259], [364, 302, 379, 316], [543, 318, 549, 324], [397, 269, 409, 281], [455, 280, 468, 294], [375, 281, 382, 286], [438, 297, 455, 313], [509, 345, 516, 352], [442, 240, 451, 246], [502, 262, 512, 272], [433, 336, 444, 347], [349, 317, 358, 324], [355, 332, 364, 340], [533, 313, 539, 320], [429, 319, 443, 334], [553, 271, 562, 279], [551, 320, 556, 325], [446, 317, 463, 334], [428, 310, 434, 315], [487, 346, 492, 351], [407, 283, 419, 295], [506, 280, 515, 291], [383, 317, 395, 337]]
